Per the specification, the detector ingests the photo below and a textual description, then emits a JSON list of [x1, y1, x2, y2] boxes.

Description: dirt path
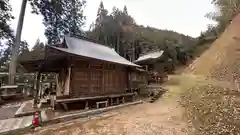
[[26, 80, 190, 135]]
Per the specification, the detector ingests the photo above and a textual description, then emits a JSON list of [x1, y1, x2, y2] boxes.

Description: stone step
[[148, 89, 166, 103]]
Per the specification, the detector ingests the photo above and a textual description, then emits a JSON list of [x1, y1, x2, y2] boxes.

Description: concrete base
[[14, 100, 43, 117], [4, 100, 143, 135], [41, 100, 143, 125], [0, 116, 32, 135]]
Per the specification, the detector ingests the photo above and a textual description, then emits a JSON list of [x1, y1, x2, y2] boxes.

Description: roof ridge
[[140, 50, 164, 56], [65, 36, 115, 51]]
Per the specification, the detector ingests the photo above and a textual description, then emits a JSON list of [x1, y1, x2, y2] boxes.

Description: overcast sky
[[10, 0, 216, 48]]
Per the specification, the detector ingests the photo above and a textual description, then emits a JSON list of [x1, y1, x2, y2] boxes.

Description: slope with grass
[[186, 14, 240, 82], [182, 14, 240, 135]]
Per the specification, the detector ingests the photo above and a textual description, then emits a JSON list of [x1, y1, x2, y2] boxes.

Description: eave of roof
[[18, 49, 46, 62], [18, 36, 141, 67], [48, 36, 140, 67], [134, 51, 164, 63]]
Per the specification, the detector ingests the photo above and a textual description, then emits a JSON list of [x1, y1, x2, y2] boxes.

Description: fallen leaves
[[181, 82, 240, 135]]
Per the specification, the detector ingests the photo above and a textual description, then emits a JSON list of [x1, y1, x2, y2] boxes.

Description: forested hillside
[[86, 2, 196, 62], [2, 0, 238, 76], [0, 0, 204, 75]]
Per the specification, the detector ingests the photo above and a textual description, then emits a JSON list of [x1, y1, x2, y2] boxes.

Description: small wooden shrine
[[19, 36, 141, 111], [134, 51, 168, 84]]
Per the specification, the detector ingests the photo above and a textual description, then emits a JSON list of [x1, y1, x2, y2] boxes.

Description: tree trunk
[[132, 40, 135, 61], [117, 33, 120, 53], [34, 71, 41, 107], [104, 35, 107, 45], [8, 0, 27, 84]]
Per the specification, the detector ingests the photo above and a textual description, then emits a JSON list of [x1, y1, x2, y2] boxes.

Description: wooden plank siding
[[69, 59, 128, 97]]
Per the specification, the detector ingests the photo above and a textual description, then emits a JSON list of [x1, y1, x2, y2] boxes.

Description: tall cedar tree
[[0, 0, 28, 72], [0, 0, 29, 69], [93, 1, 109, 44], [0, 40, 29, 68], [8, 0, 27, 84], [30, 0, 86, 44], [90, 2, 137, 59], [32, 38, 44, 51]]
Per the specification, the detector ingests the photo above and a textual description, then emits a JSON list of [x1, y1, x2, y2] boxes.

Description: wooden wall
[[70, 59, 128, 97], [56, 67, 71, 97]]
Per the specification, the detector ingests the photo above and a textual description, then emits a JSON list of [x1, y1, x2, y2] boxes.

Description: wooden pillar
[[56, 73, 61, 97], [132, 94, 136, 101], [145, 65, 148, 72], [116, 97, 119, 105], [127, 68, 132, 90], [107, 98, 109, 107], [113, 69, 116, 93], [34, 71, 41, 107], [3, 88, 7, 95], [102, 63, 105, 93], [85, 100, 89, 110], [110, 98, 113, 105], [64, 67, 71, 96], [88, 63, 91, 93]]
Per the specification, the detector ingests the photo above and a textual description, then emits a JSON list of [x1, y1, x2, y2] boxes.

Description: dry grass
[[186, 14, 240, 82], [180, 78, 240, 135], [181, 14, 240, 135]]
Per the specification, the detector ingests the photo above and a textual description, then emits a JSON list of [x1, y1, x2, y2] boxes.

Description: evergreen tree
[[93, 1, 109, 44], [62, 0, 86, 37], [0, 40, 29, 68], [32, 38, 44, 51], [9, 0, 27, 84], [0, 0, 14, 40], [89, 3, 136, 58], [31, 0, 86, 44], [123, 5, 128, 15], [88, 2, 195, 62], [96, 1, 108, 25], [206, 0, 240, 34]]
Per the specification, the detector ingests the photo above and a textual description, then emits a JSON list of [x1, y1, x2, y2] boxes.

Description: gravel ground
[[25, 85, 190, 135]]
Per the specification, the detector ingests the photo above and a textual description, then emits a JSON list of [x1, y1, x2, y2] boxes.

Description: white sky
[[10, 0, 216, 48]]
